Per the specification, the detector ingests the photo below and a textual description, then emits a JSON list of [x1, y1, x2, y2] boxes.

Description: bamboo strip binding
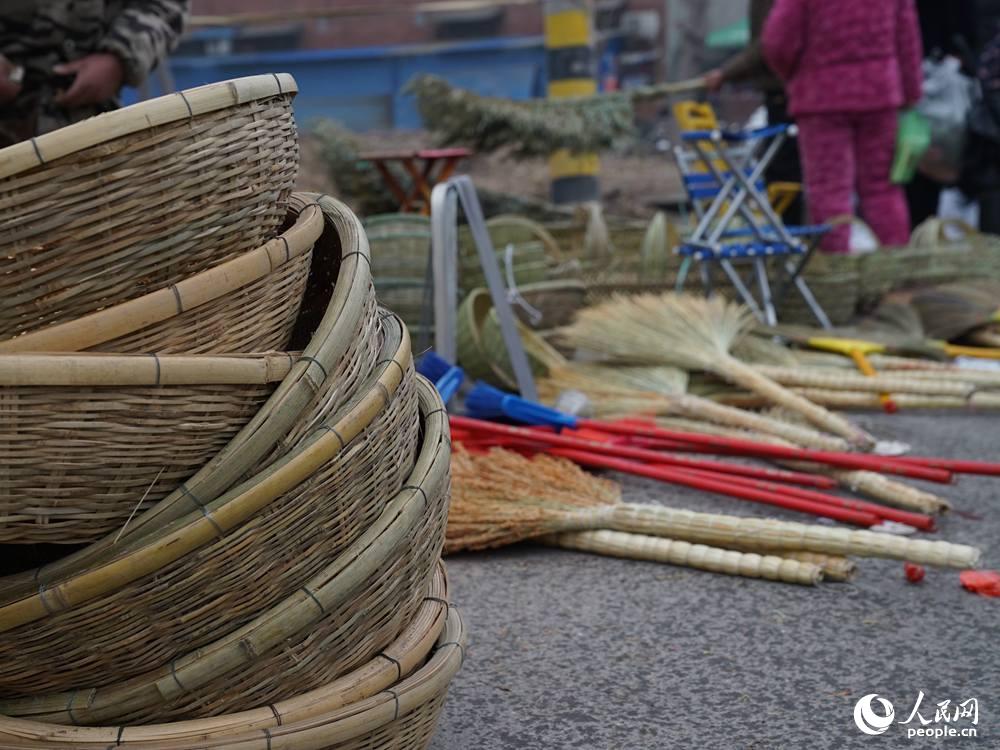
[[0, 377, 450, 723], [0, 315, 416, 698], [0, 193, 376, 592], [0, 563, 458, 747], [0, 200, 324, 354], [0, 74, 300, 339]]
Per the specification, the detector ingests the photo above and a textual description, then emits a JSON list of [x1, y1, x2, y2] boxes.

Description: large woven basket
[[0, 352, 294, 545], [0, 74, 300, 340], [0, 197, 323, 354], [0, 372, 449, 727], [0, 195, 381, 603], [0, 316, 418, 703], [0, 564, 463, 750]]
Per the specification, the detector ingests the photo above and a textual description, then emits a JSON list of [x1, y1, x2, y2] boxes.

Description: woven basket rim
[[0, 194, 375, 593], [0, 315, 411, 632], [0, 197, 323, 354], [0, 573, 462, 748], [0, 73, 298, 180], [0, 562, 449, 745], [0, 376, 447, 728], [0, 352, 295, 386]]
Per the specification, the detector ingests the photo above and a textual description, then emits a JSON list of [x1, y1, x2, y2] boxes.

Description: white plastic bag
[[917, 57, 975, 176]]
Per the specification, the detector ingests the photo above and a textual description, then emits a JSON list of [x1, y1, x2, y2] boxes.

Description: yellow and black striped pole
[[544, 0, 600, 203]]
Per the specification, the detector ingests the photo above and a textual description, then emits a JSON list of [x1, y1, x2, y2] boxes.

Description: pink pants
[[796, 109, 910, 253]]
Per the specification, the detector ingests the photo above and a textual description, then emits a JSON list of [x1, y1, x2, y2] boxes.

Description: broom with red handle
[[461, 430, 933, 529], [461, 385, 952, 483]]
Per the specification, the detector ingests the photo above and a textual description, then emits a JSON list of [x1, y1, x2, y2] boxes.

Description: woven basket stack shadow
[[0, 75, 462, 749]]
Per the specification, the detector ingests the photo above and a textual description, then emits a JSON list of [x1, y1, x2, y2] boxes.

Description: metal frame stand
[[430, 176, 538, 401]]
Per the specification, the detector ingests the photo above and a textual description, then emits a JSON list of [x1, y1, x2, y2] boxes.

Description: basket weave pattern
[[0, 95, 299, 339], [0, 341, 415, 698], [0, 382, 275, 545]]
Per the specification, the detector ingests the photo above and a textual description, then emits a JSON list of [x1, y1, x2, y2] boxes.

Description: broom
[[558, 294, 875, 448], [910, 281, 1000, 341], [537, 363, 850, 452], [449, 449, 822, 585], [447, 447, 981, 568], [631, 414, 952, 515], [461, 386, 951, 482]]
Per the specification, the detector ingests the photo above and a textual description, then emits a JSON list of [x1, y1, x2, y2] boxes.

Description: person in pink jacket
[[762, 0, 923, 252]]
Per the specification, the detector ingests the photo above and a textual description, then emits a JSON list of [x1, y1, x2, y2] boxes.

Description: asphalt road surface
[[430, 411, 998, 750]]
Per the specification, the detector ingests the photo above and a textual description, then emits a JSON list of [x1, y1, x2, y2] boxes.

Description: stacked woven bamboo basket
[[0, 74, 462, 749]]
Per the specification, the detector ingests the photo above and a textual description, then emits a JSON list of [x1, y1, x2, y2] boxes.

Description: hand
[[703, 69, 725, 93], [0, 55, 22, 105], [53, 53, 124, 108]]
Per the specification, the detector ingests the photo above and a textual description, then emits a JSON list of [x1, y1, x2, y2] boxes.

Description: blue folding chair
[[672, 121, 832, 329]]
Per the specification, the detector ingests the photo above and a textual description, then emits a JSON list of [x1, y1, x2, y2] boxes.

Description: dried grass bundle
[[559, 294, 873, 446]]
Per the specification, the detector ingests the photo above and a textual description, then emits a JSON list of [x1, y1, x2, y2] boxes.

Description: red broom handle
[[677, 466, 934, 530], [590, 418, 952, 483], [546, 447, 882, 527], [450, 417, 836, 488], [885, 456, 1000, 476]]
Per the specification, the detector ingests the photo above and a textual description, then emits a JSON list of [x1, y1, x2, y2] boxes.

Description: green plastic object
[[891, 109, 932, 184]]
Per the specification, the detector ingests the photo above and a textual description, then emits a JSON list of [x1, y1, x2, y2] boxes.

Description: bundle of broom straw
[[446, 448, 982, 584], [557, 294, 875, 448]]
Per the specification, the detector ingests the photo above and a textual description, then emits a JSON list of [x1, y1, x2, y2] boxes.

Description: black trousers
[[764, 91, 806, 226]]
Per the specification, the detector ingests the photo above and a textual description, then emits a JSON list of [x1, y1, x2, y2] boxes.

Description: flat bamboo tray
[[0, 563, 463, 749], [0, 197, 324, 354], [0, 316, 419, 699], [0, 74, 300, 339], [0, 193, 379, 589], [0, 352, 294, 545]]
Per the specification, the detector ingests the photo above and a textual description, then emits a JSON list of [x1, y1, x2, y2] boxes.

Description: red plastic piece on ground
[[959, 570, 1000, 597], [904, 562, 925, 583]]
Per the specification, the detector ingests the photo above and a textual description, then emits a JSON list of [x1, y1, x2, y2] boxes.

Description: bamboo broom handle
[[648, 415, 953, 515], [823, 470, 951, 515], [752, 365, 975, 397], [673, 394, 850, 452], [543, 530, 823, 585], [718, 355, 874, 447], [605, 505, 981, 568], [849, 349, 898, 414], [674, 465, 935, 530], [775, 551, 857, 582]]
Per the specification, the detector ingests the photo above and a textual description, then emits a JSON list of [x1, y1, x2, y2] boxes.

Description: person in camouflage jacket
[[0, 1, 189, 146]]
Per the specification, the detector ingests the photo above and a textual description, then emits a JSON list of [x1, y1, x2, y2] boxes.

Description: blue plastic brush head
[[416, 352, 453, 382], [465, 382, 578, 428]]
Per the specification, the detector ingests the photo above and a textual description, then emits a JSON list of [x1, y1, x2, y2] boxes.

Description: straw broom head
[[910, 281, 1000, 340], [559, 293, 754, 370], [560, 293, 873, 446], [447, 447, 622, 553], [537, 363, 688, 416], [448, 449, 827, 585]]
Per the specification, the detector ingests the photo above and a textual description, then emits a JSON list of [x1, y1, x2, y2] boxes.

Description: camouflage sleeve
[[98, 1, 189, 87]]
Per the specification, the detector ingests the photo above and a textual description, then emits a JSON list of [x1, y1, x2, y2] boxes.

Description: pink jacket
[[761, 0, 923, 116]]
